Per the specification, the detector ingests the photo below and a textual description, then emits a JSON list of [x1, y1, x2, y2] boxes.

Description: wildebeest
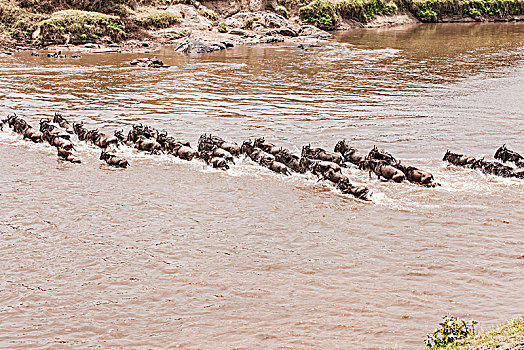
[[495, 145, 524, 168], [136, 135, 162, 154], [173, 142, 198, 161], [86, 129, 119, 149], [57, 148, 81, 163], [471, 158, 515, 178], [359, 159, 405, 183], [198, 134, 240, 156], [314, 166, 370, 200], [200, 151, 229, 170], [254, 138, 281, 156], [73, 122, 89, 141], [401, 166, 436, 187], [275, 148, 304, 173], [302, 144, 344, 165], [299, 157, 341, 175], [367, 146, 401, 167], [44, 131, 75, 150], [336, 177, 370, 200], [7, 115, 43, 142], [127, 124, 159, 143], [100, 150, 128, 168], [261, 158, 291, 175], [241, 140, 275, 164], [443, 150, 476, 166], [53, 113, 74, 134], [334, 140, 365, 165]]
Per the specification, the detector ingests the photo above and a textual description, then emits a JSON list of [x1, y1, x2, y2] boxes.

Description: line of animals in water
[[1, 113, 523, 200]]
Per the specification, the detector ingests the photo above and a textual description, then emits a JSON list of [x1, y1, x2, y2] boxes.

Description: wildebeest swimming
[[7, 114, 43, 143], [495, 145, 524, 168], [3, 112, 523, 200], [359, 159, 406, 183], [100, 150, 128, 168], [335, 141, 437, 187], [443, 150, 523, 179]]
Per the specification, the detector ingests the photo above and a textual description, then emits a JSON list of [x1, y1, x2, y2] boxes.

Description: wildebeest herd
[[1, 113, 522, 200]]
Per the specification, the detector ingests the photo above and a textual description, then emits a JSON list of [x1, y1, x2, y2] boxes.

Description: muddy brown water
[[1, 23, 523, 349]]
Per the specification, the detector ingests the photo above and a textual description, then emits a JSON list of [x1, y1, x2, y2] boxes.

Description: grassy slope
[[299, 0, 524, 30], [384, 316, 524, 350], [0, 0, 186, 45], [436, 316, 524, 350]]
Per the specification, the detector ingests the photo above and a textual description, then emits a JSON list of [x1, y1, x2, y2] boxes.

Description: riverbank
[[431, 316, 524, 350], [1, 0, 524, 52], [383, 316, 524, 349]]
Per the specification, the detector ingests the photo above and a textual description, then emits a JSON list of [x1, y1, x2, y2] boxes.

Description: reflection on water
[[0, 22, 523, 349]]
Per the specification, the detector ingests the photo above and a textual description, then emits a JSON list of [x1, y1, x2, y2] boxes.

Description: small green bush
[[37, 10, 126, 43], [197, 8, 219, 21], [425, 315, 478, 349], [242, 16, 260, 29], [299, 0, 338, 28], [135, 9, 182, 29], [217, 22, 227, 32], [275, 4, 290, 17]]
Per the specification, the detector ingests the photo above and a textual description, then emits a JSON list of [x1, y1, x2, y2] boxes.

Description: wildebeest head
[[334, 140, 349, 154], [114, 129, 125, 142], [301, 144, 311, 158], [494, 144, 522, 163], [241, 140, 254, 155], [442, 150, 451, 162]]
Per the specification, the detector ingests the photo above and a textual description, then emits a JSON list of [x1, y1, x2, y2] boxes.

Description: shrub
[[217, 22, 227, 32], [299, 0, 338, 28], [0, 3, 44, 40], [242, 16, 260, 29], [135, 9, 182, 29], [197, 8, 218, 21], [37, 10, 126, 44], [425, 315, 478, 349], [275, 4, 290, 18]]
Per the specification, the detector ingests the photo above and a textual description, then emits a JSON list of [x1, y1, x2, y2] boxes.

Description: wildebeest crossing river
[[1, 23, 523, 349]]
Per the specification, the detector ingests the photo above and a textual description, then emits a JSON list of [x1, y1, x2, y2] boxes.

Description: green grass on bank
[[299, 0, 524, 28], [432, 316, 524, 350], [383, 316, 524, 350], [0, 0, 188, 44]]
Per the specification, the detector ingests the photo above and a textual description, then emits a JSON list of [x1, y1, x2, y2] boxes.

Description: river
[[1, 22, 523, 349]]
